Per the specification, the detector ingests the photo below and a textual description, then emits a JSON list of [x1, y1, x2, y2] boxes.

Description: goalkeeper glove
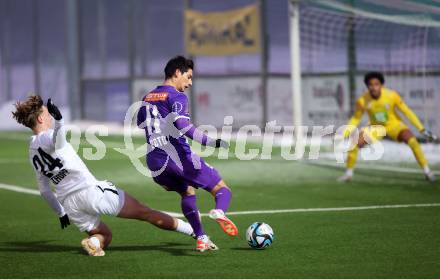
[[421, 129, 437, 141], [59, 214, 70, 229], [47, 98, 62, 120]]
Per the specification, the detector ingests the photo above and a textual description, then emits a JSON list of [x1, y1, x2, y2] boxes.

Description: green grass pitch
[[0, 131, 439, 278]]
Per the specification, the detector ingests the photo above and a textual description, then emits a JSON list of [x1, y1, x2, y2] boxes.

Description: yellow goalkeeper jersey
[[346, 87, 424, 132]]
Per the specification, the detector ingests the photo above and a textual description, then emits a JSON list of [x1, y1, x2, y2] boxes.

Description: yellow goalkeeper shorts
[[361, 121, 409, 142]]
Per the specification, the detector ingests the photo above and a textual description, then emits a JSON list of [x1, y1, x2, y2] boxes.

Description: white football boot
[[81, 238, 105, 257], [425, 171, 436, 182], [338, 169, 353, 183], [196, 235, 218, 252]]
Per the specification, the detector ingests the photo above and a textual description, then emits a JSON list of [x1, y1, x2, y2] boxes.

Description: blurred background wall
[[1, 0, 439, 134]]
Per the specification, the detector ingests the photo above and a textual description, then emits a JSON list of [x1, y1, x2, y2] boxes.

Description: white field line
[[218, 203, 440, 216], [1, 183, 440, 218], [0, 183, 40, 195]]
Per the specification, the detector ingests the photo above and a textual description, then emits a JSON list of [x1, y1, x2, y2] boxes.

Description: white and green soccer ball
[[246, 222, 274, 249]]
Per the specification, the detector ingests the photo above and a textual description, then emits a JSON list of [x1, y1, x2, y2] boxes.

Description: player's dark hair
[[164, 55, 194, 79], [364, 71, 385, 85], [12, 95, 44, 129]]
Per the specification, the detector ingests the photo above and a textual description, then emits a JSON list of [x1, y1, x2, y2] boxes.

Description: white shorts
[[62, 181, 125, 232]]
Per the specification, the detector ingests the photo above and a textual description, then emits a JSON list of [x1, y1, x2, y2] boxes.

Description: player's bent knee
[[358, 142, 366, 148], [180, 186, 196, 197], [398, 129, 413, 143], [357, 132, 368, 148], [210, 181, 229, 195]]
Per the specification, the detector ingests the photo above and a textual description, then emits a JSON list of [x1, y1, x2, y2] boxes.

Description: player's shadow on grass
[[0, 240, 199, 257], [0, 240, 78, 253], [230, 247, 260, 252], [109, 242, 199, 257]]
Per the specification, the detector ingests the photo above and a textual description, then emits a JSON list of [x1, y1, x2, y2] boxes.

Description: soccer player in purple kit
[[137, 56, 238, 252]]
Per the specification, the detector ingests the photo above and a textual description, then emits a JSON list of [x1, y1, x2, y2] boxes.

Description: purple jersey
[[137, 85, 192, 157], [137, 85, 221, 193]]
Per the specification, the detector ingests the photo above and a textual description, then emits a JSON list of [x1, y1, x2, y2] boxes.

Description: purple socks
[[215, 187, 232, 213], [181, 195, 204, 237], [181, 187, 232, 237]]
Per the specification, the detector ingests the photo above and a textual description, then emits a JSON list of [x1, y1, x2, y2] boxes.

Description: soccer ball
[[246, 222, 274, 249]]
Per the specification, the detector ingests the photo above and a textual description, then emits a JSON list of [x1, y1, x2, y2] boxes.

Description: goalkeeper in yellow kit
[[339, 72, 436, 182]]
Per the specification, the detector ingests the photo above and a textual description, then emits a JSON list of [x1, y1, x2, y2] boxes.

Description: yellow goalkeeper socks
[[407, 137, 428, 168], [347, 146, 359, 169]]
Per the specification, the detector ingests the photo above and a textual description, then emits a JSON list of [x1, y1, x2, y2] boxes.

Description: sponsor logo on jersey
[[145, 92, 169, 102]]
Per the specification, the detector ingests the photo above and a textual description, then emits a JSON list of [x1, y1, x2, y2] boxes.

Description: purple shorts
[[146, 152, 222, 193]]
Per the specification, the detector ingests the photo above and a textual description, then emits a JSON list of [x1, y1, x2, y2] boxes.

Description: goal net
[[299, 0, 440, 136]]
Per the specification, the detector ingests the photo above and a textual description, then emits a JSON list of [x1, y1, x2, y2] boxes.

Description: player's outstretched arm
[[393, 93, 423, 131], [393, 94, 438, 140], [343, 99, 364, 138], [394, 94, 425, 132], [174, 117, 229, 148], [37, 175, 70, 229], [47, 99, 67, 149]]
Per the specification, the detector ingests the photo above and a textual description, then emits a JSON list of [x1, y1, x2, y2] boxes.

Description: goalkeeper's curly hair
[[12, 95, 44, 129]]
